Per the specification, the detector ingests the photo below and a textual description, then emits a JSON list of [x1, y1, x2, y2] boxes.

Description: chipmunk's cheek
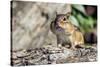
[[58, 21, 65, 28]]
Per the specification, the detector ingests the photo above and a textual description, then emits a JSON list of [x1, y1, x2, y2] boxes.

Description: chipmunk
[[50, 12, 84, 50]]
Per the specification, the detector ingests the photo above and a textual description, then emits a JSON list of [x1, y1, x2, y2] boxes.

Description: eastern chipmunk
[[50, 12, 84, 50]]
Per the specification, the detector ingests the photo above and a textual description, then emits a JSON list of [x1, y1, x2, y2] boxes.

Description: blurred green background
[[71, 5, 97, 33]]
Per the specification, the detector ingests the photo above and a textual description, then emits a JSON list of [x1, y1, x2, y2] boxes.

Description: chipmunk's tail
[[84, 32, 97, 44]]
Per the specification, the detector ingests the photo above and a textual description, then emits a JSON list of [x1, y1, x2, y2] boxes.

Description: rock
[[12, 1, 72, 50], [12, 59, 21, 64], [11, 46, 97, 66]]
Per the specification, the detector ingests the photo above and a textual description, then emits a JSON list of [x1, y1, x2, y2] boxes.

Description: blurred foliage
[[71, 5, 97, 33]]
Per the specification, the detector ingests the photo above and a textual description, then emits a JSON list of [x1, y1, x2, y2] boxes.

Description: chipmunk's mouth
[[55, 24, 64, 32]]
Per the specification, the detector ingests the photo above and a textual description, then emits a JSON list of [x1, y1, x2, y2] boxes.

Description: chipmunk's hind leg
[[74, 43, 85, 50], [75, 45, 84, 49]]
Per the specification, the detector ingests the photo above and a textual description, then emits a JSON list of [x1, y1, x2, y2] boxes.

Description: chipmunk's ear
[[66, 12, 71, 19]]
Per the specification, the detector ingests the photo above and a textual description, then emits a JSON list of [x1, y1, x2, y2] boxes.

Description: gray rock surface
[[11, 1, 71, 50]]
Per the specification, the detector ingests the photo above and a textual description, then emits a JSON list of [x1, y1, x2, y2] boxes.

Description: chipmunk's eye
[[63, 17, 66, 21]]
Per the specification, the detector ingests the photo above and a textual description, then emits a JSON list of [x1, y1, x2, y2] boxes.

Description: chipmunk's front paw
[[58, 44, 62, 47], [57, 44, 62, 49]]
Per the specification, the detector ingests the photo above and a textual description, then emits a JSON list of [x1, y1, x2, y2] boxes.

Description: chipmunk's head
[[55, 12, 71, 29]]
